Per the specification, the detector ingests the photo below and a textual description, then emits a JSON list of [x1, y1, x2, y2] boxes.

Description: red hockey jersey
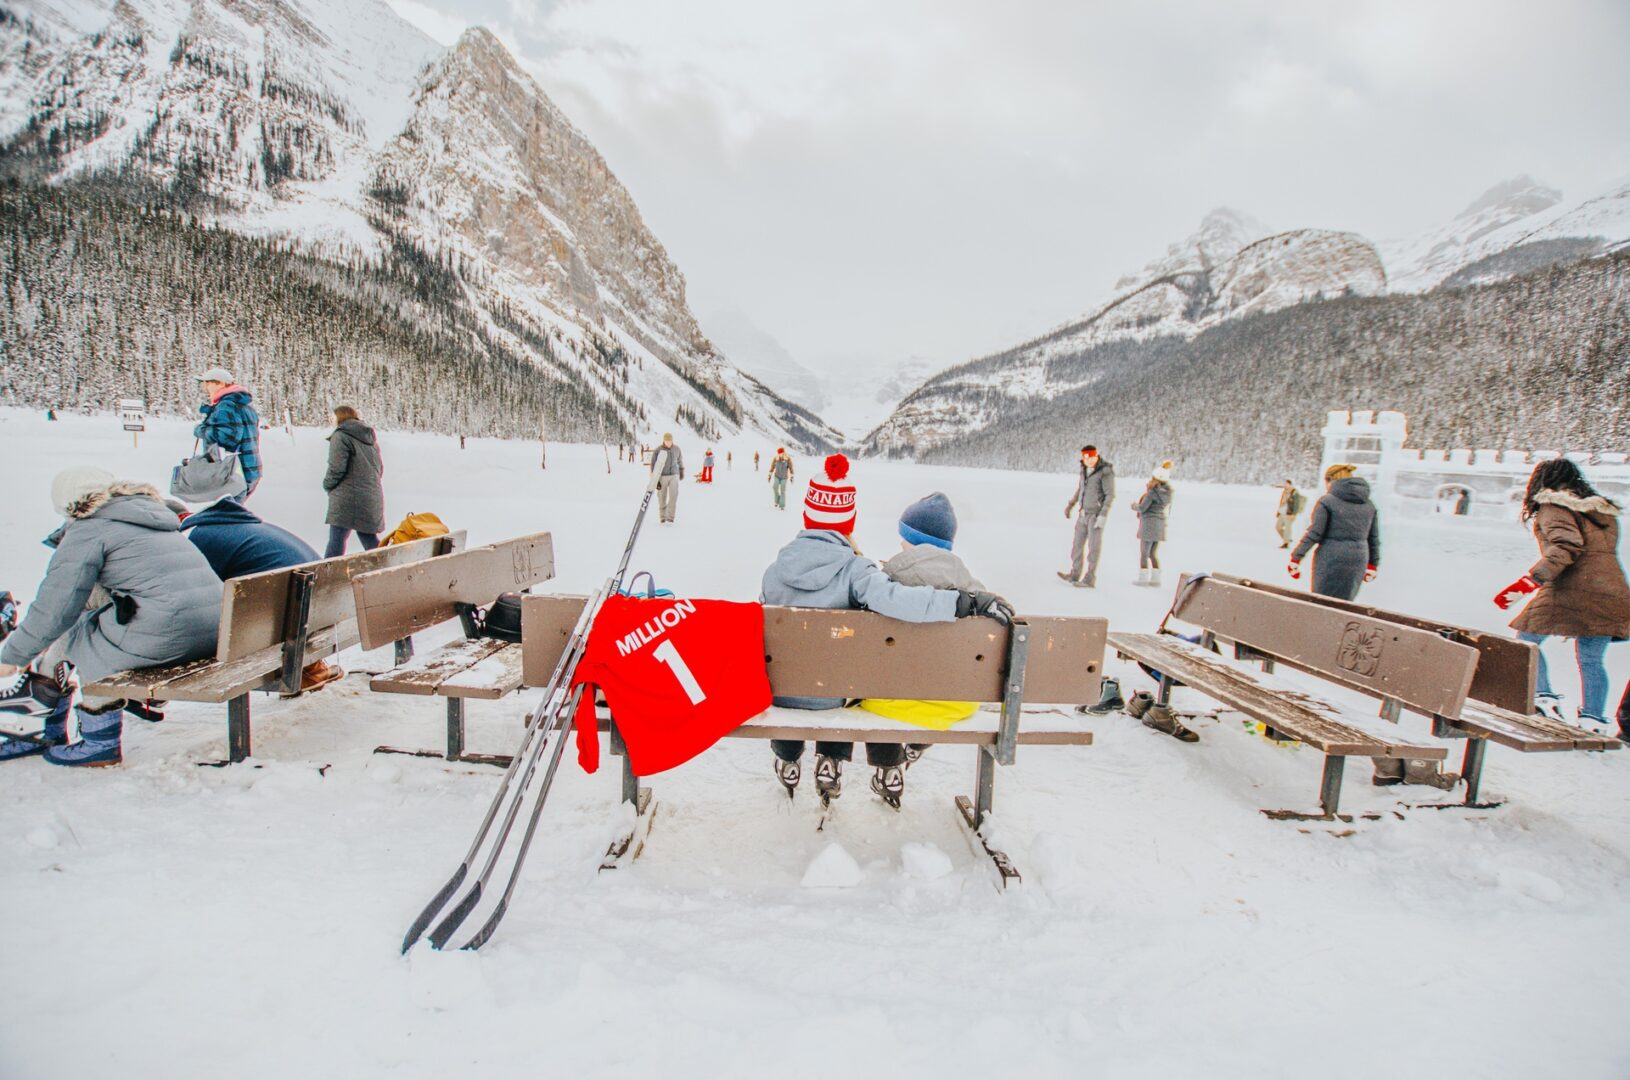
[[570, 595, 772, 775]]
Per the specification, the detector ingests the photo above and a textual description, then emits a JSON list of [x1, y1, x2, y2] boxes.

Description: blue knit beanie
[[898, 492, 957, 550]]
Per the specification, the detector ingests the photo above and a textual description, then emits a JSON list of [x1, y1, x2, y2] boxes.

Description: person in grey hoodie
[[0, 468, 222, 766], [1290, 463, 1380, 601], [323, 405, 386, 557], [1061, 445, 1115, 587], [759, 478, 1012, 805]]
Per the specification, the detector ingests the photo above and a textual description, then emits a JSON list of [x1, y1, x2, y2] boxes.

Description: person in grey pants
[[651, 432, 684, 523], [1132, 462, 1172, 587], [1061, 445, 1115, 587]]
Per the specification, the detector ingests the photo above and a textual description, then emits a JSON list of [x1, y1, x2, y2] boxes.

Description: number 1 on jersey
[[652, 640, 707, 705]]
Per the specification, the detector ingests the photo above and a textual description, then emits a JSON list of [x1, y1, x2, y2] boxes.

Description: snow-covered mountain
[[701, 307, 827, 414], [0, 0, 842, 450], [1381, 174, 1630, 292]]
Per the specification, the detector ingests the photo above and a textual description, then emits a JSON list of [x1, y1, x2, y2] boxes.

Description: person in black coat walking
[[323, 406, 386, 557], [1289, 463, 1380, 600]]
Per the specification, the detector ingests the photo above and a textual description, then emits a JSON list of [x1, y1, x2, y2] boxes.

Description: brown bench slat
[[1108, 632, 1447, 759], [1210, 573, 1539, 715], [370, 638, 510, 696], [579, 702, 1093, 746], [438, 644, 525, 700], [219, 532, 464, 662], [352, 532, 555, 651], [1456, 701, 1622, 753], [89, 619, 358, 703], [1171, 576, 1478, 721], [521, 595, 1106, 704]]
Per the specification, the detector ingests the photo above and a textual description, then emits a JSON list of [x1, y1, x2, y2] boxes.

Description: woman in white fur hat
[[1131, 460, 1173, 587], [0, 467, 222, 765]]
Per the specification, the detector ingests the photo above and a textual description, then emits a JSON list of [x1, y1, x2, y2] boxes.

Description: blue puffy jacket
[[179, 499, 317, 580]]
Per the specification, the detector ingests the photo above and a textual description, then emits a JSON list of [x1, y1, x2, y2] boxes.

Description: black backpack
[[476, 593, 525, 643]]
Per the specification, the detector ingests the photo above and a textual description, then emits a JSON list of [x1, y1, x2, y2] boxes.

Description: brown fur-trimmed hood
[[66, 482, 166, 520], [1533, 488, 1621, 525]]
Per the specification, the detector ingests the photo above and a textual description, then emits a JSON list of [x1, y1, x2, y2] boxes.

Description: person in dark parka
[[323, 405, 386, 557], [1289, 464, 1379, 601]]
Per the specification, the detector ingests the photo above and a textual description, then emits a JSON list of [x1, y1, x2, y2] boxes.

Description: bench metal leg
[[1156, 674, 1174, 707], [1461, 739, 1487, 805], [1319, 755, 1346, 817], [954, 746, 1020, 888], [394, 637, 414, 665], [446, 698, 465, 761], [602, 719, 656, 871], [974, 745, 996, 828], [228, 694, 251, 763]]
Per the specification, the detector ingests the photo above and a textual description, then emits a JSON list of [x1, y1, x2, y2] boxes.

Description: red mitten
[[1287, 561, 1301, 580], [1493, 575, 1539, 610], [1364, 564, 1378, 583]]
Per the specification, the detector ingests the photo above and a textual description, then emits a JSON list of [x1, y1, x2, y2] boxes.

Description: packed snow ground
[[2, 408, 1628, 1080]]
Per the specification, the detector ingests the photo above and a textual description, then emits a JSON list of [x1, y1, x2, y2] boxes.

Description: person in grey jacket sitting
[[1132, 461, 1173, 587], [1290, 463, 1380, 600], [760, 461, 1012, 805], [323, 405, 386, 557], [1061, 445, 1115, 588], [0, 468, 222, 766]]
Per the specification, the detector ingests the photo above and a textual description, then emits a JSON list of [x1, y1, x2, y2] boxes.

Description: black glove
[[955, 590, 1015, 624]]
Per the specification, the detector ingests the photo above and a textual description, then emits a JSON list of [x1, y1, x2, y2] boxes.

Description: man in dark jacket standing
[[1061, 445, 1115, 588], [195, 367, 262, 497], [323, 406, 386, 556]]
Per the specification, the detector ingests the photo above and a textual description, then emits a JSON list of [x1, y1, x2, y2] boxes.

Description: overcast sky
[[384, 0, 1630, 376]]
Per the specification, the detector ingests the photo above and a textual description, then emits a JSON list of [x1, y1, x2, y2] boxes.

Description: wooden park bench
[[352, 532, 555, 767], [1206, 574, 1620, 804], [86, 532, 465, 764], [521, 595, 1107, 887], [1108, 573, 1473, 819]]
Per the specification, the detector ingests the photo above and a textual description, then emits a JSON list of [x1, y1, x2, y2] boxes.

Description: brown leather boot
[[281, 660, 345, 698]]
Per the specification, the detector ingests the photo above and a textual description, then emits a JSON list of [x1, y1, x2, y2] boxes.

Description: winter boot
[[1147, 568, 1162, 588], [1134, 568, 1151, 587], [125, 699, 166, 723], [0, 673, 71, 761], [45, 701, 125, 767], [279, 660, 345, 699], [1534, 695, 1569, 724], [903, 744, 927, 770], [1056, 570, 1079, 584], [1370, 758, 1405, 786], [1076, 677, 1125, 715], [773, 755, 800, 798], [814, 754, 843, 804], [870, 765, 905, 810], [1142, 703, 1199, 742], [1403, 758, 1460, 790], [1124, 690, 1155, 720]]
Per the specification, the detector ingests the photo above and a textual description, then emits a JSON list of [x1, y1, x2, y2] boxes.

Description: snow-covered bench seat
[[351, 532, 554, 766], [522, 595, 1108, 886], [86, 532, 465, 764]]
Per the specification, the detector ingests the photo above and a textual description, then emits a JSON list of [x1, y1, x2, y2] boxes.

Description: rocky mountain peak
[[1455, 175, 1562, 222]]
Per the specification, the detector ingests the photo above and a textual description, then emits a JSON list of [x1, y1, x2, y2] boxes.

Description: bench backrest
[[1168, 573, 1479, 720], [215, 531, 466, 662], [350, 532, 555, 650], [520, 595, 1106, 704], [1209, 573, 1537, 714]]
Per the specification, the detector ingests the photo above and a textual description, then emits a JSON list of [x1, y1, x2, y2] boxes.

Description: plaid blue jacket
[[194, 389, 262, 490]]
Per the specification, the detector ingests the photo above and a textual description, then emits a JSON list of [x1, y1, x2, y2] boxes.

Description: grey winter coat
[[1292, 476, 1380, 600], [0, 484, 222, 682], [761, 529, 960, 708], [651, 444, 684, 478], [1068, 459, 1116, 520], [881, 544, 985, 592], [1133, 480, 1171, 542], [323, 419, 386, 533]]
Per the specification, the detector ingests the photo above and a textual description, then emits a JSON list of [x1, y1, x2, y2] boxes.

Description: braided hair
[[1521, 458, 1610, 522]]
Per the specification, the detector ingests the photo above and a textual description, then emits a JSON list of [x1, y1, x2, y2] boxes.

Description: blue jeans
[[1517, 632, 1612, 720], [325, 527, 380, 558]]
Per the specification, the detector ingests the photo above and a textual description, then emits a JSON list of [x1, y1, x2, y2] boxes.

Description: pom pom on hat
[[823, 454, 849, 481], [51, 466, 115, 517], [1153, 459, 1173, 482], [804, 457, 857, 535]]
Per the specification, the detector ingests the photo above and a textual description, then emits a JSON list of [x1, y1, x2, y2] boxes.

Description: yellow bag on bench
[[381, 511, 449, 546], [854, 698, 979, 731]]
